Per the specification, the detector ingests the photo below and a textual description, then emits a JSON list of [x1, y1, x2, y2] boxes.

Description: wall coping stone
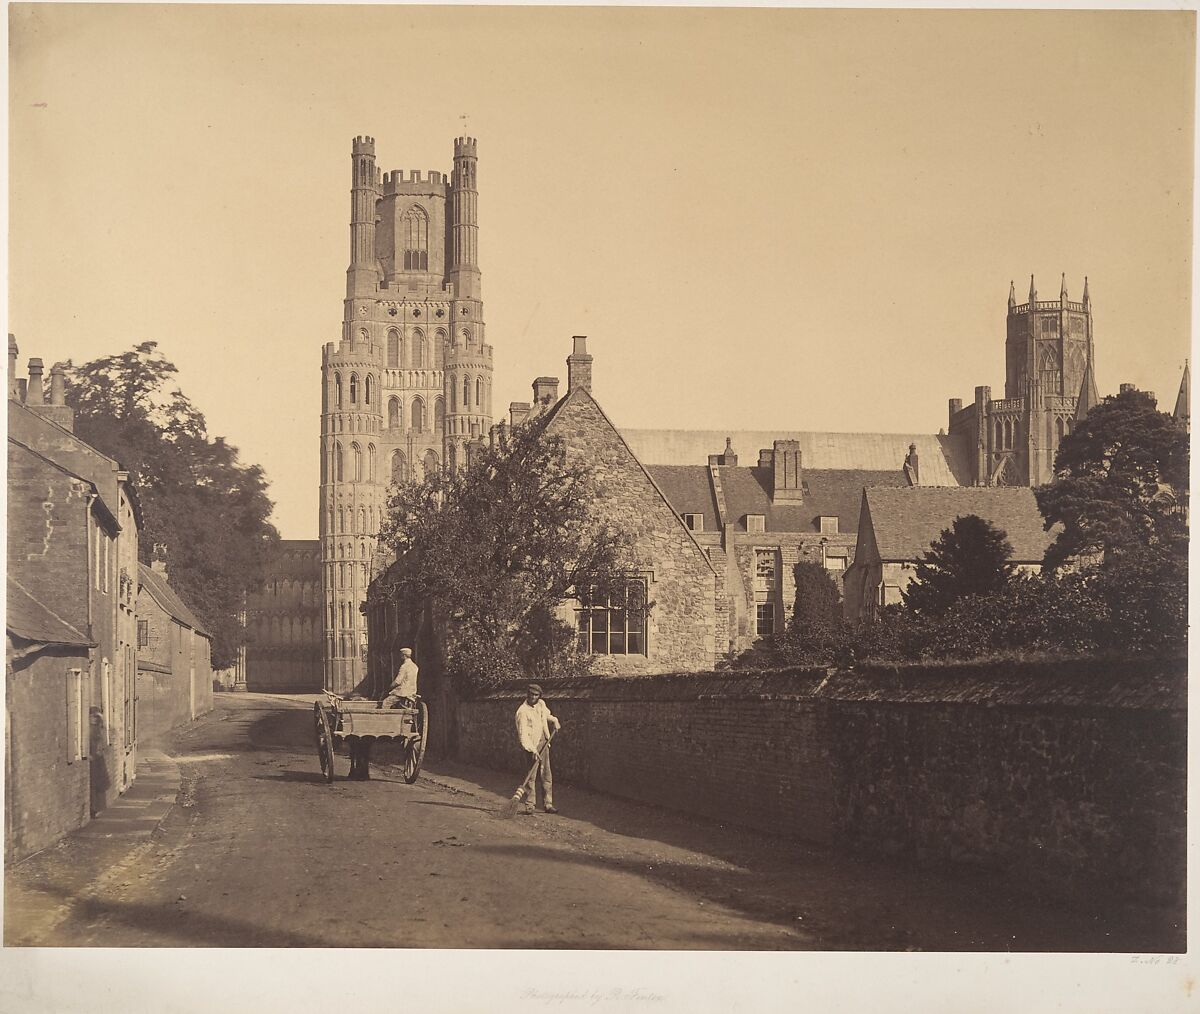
[[466, 655, 1186, 711]]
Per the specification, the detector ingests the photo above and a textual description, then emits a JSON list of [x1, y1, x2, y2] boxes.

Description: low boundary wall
[[454, 658, 1186, 907]]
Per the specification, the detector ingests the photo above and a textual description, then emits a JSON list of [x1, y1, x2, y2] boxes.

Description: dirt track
[[5, 694, 1182, 950]]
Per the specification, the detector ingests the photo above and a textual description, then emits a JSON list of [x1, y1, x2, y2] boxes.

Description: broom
[[497, 731, 555, 819]]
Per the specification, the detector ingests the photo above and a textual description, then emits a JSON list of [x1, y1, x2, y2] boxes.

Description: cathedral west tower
[[321, 136, 493, 693]]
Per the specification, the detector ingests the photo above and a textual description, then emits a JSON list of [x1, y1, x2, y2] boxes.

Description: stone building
[[319, 135, 493, 694], [6, 340, 142, 861], [948, 275, 1098, 487], [244, 540, 322, 693], [136, 561, 214, 742], [842, 486, 1058, 621], [368, 337, 720, 686]]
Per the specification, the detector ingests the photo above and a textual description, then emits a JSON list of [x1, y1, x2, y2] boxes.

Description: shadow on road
[[25, 880, 328, 948]]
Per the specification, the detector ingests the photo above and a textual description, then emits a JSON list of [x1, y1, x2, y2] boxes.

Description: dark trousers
[[348, 739, 372, 780]]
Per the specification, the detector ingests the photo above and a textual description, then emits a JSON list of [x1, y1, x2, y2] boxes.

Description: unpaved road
[[5, 694, 1182, 950]]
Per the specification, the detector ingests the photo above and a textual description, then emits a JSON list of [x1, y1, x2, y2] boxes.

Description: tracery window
[[402, 206, 429, 271]]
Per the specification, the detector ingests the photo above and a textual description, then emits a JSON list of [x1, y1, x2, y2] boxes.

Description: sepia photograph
[[3, 3, 1195, 1010]]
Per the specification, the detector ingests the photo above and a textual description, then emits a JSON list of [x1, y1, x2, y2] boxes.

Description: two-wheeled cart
[[313, 692, 428, 784]]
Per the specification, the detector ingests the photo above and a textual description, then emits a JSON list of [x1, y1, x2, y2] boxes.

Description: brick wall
[[453, 657, 1185, 908], [5, 647, 93, 863]]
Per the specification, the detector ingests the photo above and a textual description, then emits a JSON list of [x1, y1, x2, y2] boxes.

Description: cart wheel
[[314, 702, 336, 784], [402, 699, 429, 784]]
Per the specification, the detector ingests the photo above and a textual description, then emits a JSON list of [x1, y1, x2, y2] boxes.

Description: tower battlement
[[352, 136, 376, 155], [454, 136, 477, 156], [382, 169, 448, 194]]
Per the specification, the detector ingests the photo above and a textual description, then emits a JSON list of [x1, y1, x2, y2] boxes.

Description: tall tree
[[66, 342, 279, 668], [903, 514, 1014, 617], [1036, 386, 1189, 571], [374, 420, 636, 686]]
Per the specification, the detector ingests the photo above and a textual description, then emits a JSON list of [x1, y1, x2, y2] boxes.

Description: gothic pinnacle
[[1082, 276, 1091, 308], [1060, 273, 1068, 302], [1008, 280, 1016, 309], [1028, 274, 1037, 303]]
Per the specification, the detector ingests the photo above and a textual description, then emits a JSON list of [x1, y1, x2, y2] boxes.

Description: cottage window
[[756, 603, 775, 637], [819, 516, 839, 535], [138, 619, 149, 649], [746, 514, 766, 533], [824, 555, 846, 573], [575, 580, 647, 656], [754, 550, 776, 591], [682, 513, 703, 532]]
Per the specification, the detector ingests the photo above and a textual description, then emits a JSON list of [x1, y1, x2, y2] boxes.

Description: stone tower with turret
[[948, 274, 1097, 487], [321, 136, 493, 693]]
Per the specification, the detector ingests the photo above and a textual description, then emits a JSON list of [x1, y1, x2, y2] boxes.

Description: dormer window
[[819, 516, 839, 535], [746, 514, 765, 533], [682, 513, 704, 532]]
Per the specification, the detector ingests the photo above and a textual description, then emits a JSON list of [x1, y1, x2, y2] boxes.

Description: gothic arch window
[[334, 373, 342, 409], [352, 442, 363, 482], [412, 397, 426, 432], [368, 443, 377, 481], [993, 419, 1002, 447], [463, 375, 471, 409], [461, 328, 472, 349], [364, 375, 373, 406], [434, 329, 447, 368], [1004, 419, 1013, 447], [369, 506, 375, 533], [434, 396, 445, 431], [391, 450, 407, 483], [358, 328, 369, 345], [388, 397, 401, 429], [338, 507, 345, 533], [413, 330, 426, 369], [349, 374, 359, 405], [402, 205, 429, 271], [423, 449, 439, 478], [335, 443, 344, 482], [450, 376, 457, 413], [476, 378, 483, 408], [359, 159, 371, 185], [1055, 417, 1065, 445], [387, 329, 401, 368]]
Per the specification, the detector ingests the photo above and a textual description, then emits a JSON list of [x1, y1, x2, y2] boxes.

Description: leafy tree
[[1036, 387, 1188, 571], [791, 561, 842, 635], [374, 419, 638, 688], [66, 342, 279, 668], [902, 514, 1014, 617]]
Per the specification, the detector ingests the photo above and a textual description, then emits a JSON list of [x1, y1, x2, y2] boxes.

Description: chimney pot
[[26, 358, 45, 405]]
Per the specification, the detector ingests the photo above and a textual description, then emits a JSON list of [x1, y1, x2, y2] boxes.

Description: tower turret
[[1008, 280, 1016, 311], [347, 135, 380, 303], [449, 136, 480, 302]]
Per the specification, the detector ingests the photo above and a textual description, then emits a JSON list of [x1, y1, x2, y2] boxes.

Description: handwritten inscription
[[521, 988, 666, 1006]]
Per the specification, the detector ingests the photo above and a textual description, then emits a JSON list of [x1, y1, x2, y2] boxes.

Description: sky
[[9, 5, 1195, 540]]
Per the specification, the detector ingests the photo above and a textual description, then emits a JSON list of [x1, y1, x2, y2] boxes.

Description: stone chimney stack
[[509, 402, 531, 428], [49, 363, 67, 406], [26, 358, 45, 406], [904, 442, 920, 486], [532, 377, 559, 408], [567, 336, 592, 393], [8, 335, 19, 401], [771, 439, 803, 502], [710, 437, 738, 468]]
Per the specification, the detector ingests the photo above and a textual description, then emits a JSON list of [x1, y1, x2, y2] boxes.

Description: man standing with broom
[[509, 682, 561, 815]]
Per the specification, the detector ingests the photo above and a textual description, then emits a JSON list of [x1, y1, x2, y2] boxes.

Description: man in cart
[[381, 647, 419, 708]]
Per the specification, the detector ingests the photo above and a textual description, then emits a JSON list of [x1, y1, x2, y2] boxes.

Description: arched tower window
[[338, 507, 345, 533], [1055, 417, 1064, 445], [388, 397, 401, 429], [334, 373, 342, 409], [352, 442, 363, 482], [411, 397, 426, 432], [476, 378, 483, 408], [402, 206, 429, 271], [359, 507, 366, 534], [994, 419, 1003, 447], [349, 374, 358, 405], [364, 375, 373, 406], [368, 443, 376, 482], [450, 377, 457, 413], [413, 331, 426, 369], [391, 450, 407, 483], [463, 375, 471, 409], [387, 329, 401, 368], [335, 443, 344, 482], [423, 449, 439, 478], [434, 329, 447, 368], [434, 396, 445, 431]]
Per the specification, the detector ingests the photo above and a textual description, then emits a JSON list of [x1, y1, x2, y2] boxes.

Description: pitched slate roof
[[623, 429, 970, 486], [138, 564, 210, 638], [7, 578, 95, 647], [863, 486, 1057, 562], [645, 465, 719, 531]]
